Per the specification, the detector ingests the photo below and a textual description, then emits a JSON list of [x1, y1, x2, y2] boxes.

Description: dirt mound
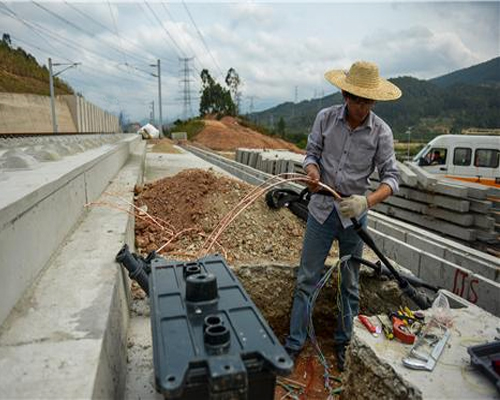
[[134, 168, 311, 265], [193, 117, 304, 153]]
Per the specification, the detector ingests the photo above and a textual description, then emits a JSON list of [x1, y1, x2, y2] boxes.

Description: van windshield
[[413, 145, 430, 162]]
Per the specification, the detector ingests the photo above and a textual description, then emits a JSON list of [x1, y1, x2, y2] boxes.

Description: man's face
[[345, 92, 375, 122]]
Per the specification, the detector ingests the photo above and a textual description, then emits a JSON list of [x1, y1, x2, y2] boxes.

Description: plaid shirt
[[304, 104, 399, 224]]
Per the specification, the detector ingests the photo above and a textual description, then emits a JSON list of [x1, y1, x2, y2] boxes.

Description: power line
[[32, 1, 148, 67], [182, 0, 224, 79], [143, 1, 186, 59], [107, 0, 128, 67]]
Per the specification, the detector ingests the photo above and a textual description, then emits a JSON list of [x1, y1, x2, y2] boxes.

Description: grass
[[172, 119, 205, 140]]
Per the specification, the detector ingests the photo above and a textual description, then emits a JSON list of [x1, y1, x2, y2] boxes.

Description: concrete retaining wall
[[0, 135, 141, 326], [0, 93, 76, 133], [0, 93, 119, 134]]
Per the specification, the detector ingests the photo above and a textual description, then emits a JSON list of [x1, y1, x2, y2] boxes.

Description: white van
[[412, 135, 499, 187]]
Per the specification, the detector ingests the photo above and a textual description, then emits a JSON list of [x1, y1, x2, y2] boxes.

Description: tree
[[277, 117, 286, 138], [199, 69, 236, 117], [2, 33, 11, 47], [225, 68, 241, 114]]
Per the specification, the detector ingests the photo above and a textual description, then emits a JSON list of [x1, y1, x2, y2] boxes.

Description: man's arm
[[366, 183, 392, 208], [303, 110, 326, 192]]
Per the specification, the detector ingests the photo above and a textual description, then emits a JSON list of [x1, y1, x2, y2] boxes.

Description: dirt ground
[[134, 168, 312, 265], [193, 116, 304, 153]]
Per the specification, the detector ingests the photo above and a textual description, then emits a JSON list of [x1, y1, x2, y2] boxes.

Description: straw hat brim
[[325, 69, 402, 101]]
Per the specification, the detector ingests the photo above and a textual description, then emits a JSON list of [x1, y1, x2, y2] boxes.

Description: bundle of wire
[[306, 255, 351, 399]]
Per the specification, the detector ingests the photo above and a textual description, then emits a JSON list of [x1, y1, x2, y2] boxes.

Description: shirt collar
[[339, 103, 374, 130]]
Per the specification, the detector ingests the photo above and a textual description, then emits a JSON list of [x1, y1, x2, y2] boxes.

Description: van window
[[425, 148, 447, 165], [453, 148, 471, 166], [474, 149, 499, 168]]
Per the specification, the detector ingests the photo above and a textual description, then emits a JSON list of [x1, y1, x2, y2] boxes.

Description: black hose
[[115, 244, 150, 295], [351, 255, 439, 292], [350, 218, 432, 309]]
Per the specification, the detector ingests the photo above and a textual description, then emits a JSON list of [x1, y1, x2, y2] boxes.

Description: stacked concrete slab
[[370, 161, 499, 247], [236, 148, 305, 176], [368, 211, 500, 317]]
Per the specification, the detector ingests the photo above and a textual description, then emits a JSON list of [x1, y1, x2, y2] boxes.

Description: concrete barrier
[[0, 138, 145, 398], [0, 135, 141, 327]]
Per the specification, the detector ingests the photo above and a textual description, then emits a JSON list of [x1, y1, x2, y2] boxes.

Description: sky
[[1, 1, 499, 124]]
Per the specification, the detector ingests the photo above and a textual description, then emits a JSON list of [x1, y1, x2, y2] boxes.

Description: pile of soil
[[134, 168, 313, 265], [193, 116, 304, 153]]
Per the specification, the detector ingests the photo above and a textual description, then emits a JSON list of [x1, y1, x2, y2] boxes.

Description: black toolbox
[[149, 254, 293, 399], [467, 341, 500, 393]]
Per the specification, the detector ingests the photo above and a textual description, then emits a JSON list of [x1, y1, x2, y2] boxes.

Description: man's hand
[[305, 164, 320, 192], [339, 195, 368, 219]]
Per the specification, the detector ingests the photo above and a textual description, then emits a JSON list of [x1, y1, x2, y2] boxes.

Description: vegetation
[[251, 57, 500, 147], [172, 118, 205, 140], [199, 69, 236, 117], [0, 33, 74, 95]]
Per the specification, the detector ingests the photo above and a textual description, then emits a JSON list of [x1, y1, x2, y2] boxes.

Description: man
[[284, 61, 401, 371]]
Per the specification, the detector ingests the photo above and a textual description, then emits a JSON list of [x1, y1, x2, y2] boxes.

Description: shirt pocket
[[349, 142, 376, 171]]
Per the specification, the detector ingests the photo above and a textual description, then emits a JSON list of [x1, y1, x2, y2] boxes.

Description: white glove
[[339, 195, 368, 219]]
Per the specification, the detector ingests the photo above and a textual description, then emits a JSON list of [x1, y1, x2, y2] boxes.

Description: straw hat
[[325, 61, 402, 101]]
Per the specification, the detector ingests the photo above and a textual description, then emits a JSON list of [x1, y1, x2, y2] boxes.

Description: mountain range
[[250, 57, 500, 143]]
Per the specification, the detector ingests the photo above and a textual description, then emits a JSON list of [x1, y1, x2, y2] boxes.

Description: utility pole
[[179, 57, 194, 120], [150, 101, 155, 124], [48, 57, 79, 133], [151, 60, 163, 137]]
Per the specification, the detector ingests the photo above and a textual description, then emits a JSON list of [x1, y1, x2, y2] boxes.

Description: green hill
[[430, 57, 500, 88], [0, 35, 73, 96], [250, 58, 500, 145]]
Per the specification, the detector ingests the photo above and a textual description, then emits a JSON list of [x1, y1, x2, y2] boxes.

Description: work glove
[[339, 195, 368, 219]]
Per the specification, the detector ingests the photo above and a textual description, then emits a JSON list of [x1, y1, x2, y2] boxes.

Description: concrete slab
[[342, 292, 500, 399], [0, 136, 140, 327], [0, 141, 145, 399]]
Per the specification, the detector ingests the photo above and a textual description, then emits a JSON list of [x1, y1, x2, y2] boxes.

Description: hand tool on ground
[[358, 315, 380, 337], [402, 324, 451, 371], [376, 315, 394, 340], [391, 315, 416, 344]]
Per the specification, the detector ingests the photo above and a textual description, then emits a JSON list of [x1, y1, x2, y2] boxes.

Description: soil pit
[[132, 169, 414, 399]]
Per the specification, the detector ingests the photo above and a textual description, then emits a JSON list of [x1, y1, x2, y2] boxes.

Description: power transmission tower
[[179, 57, 195, 120]]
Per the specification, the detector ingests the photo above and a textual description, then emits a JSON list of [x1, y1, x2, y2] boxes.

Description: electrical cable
[[306, 255, 350, 399]]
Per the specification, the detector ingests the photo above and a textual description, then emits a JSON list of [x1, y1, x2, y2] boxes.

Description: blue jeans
[[285, 210, 367, 351]]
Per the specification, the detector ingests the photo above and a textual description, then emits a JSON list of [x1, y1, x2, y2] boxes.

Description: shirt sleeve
[[374, 125, 400, 194], [303, 110, 324, 169]]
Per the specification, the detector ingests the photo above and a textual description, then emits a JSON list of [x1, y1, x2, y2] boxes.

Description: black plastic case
[[149, 254, 293, 399], [467, 340, 500, 393]]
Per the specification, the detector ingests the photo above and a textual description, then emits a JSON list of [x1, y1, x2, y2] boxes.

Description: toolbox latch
[[207, 356, 248, 400]]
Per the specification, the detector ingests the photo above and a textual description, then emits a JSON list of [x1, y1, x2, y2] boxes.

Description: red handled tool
[[359, 315, 379, 338], [391, 316, 416, 344]]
